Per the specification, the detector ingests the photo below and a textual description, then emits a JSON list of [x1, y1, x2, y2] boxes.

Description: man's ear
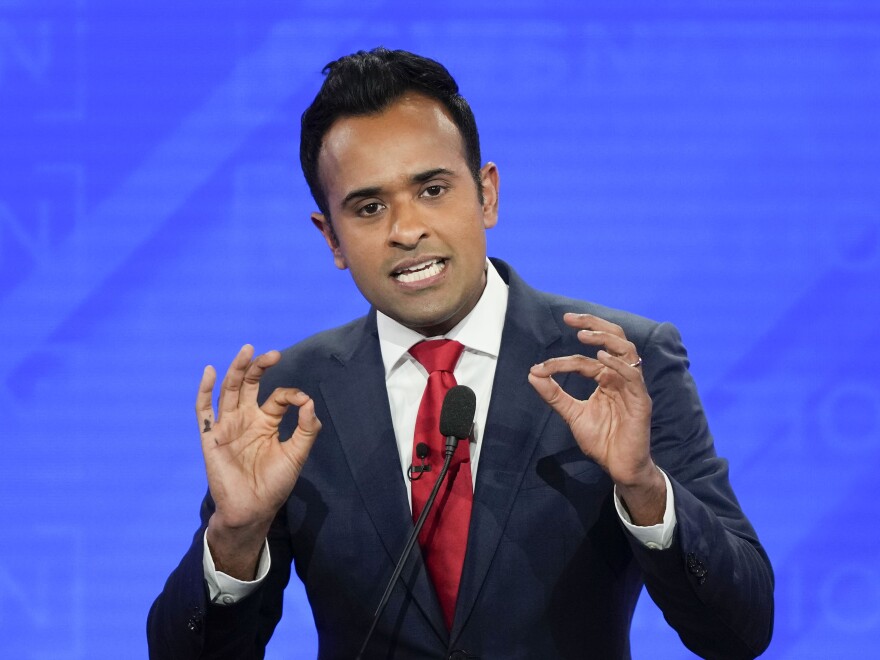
[[311, 212, 348, 270], [479, 162, 500, 230]]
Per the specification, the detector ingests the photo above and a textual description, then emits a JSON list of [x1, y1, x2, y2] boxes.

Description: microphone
[[356, 385, 477, 659], [439, 384, 476, 458], [407, 442, 431, 481]]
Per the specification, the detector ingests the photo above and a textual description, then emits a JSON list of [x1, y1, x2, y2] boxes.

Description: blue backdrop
[[2, 1, 879, 657]]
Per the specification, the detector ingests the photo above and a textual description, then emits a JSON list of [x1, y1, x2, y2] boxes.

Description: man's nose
[[387, 202, 429, 248]]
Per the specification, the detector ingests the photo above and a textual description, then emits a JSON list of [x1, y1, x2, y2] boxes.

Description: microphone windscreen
[[439, 385, 477, 439]]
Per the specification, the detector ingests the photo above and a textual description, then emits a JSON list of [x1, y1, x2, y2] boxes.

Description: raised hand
[[196, 344, 321, 578], [528, 313, 665, 524]]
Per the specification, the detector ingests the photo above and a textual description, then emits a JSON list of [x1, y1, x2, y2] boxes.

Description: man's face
[[312, 94, 499, 336]]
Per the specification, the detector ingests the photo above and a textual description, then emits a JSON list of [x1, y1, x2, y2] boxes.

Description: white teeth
[[395, 259, 445, 283]]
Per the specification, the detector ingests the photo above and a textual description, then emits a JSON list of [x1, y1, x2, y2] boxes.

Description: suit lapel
[[452, 262, 570, 639], [318, 313, 448, 641]]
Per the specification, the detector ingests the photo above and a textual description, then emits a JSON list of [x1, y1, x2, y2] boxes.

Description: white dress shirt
[[205, 261, 675, 603]]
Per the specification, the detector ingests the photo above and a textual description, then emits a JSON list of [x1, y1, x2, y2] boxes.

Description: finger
[[595, 350, 645, 391], [278, 396, 322, 475], [527, 371, 583, 426], [287, 396, 322, 448], [563, 313, 626, 339], [218, 344, 255, 417], [260, 387, 312, 421], [563, 313, 641, 363], [574, 329, 636, 360], [532, 352, 642, 397], [240, 350, 282, 405], [196, 365, 217, 433], [563, 313, 637, 359], [294, 396, 322, 436], [530, 354, 603, 380]]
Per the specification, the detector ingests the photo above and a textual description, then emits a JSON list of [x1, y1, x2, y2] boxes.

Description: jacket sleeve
[[146, 493, 294, 659], [629, 321, 774, 659]]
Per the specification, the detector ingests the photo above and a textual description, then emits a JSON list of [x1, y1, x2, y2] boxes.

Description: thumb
[[282, 396, 321, 464], [528, 371, 580, 426]]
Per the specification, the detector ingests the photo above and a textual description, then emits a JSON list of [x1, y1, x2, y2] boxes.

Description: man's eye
[[422, 185, 445, 198], [359, 202, 383, 216]]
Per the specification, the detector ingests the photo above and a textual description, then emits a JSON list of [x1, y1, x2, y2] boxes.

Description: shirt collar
[[377, 260, 509, 378]]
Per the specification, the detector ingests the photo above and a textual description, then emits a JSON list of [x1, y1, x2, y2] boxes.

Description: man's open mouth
[[392, 259, 447, 283]]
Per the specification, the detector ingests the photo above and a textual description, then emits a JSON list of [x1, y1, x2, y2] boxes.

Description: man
[[148, 48, 774, 659]]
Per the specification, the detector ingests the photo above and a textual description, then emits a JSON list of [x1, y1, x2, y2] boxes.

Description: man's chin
[[386, 306, 461, 337]]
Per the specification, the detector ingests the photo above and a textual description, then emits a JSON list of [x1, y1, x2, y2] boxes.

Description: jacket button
[[448, 651, 469, 660], [686, 552, 708, 584], [187, 606, 204, 633]]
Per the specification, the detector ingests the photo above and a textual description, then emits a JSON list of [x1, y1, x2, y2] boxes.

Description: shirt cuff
[[202, 530, 271, 605], [614, 469, 676, 550]]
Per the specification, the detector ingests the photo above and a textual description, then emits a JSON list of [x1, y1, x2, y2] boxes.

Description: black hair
[[300, 47, 483, 220]]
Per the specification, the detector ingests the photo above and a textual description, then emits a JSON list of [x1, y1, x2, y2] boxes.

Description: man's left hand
[[528, 313, 666, 525]]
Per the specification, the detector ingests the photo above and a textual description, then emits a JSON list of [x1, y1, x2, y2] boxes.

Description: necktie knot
[[409, 339, 464, 374]]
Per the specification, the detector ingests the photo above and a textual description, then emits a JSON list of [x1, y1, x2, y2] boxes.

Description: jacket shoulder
[[259, 314, 373, 394], [493, 257, 665, 347]]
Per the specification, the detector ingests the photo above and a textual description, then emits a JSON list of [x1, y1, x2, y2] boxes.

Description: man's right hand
[[196, 344, 321, 580]]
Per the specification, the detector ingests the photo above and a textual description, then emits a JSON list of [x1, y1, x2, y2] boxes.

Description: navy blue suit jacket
[[148, 259, 773, 659]]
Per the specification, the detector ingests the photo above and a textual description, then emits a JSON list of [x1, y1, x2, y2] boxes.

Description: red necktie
[[409, 339, 472, 630]]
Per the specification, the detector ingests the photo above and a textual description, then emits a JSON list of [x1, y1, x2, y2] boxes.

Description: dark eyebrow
[[411, 167, 455, 184], [341, 185, 383, 208]]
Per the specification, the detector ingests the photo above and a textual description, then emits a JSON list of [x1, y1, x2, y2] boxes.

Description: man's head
[[301, 48, 499, 336], [300, 47, 483, 220]]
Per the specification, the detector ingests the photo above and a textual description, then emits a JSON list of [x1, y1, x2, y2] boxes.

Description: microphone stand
[[355, 435, 460, 660]]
